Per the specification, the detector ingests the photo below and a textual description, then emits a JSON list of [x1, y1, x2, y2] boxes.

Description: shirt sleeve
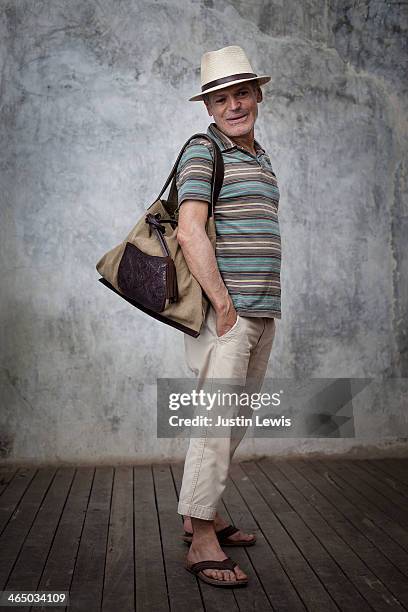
[[175, 138, 214, 207]]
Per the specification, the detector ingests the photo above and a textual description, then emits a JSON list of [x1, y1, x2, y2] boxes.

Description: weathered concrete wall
[[0, 0, 407, 465]]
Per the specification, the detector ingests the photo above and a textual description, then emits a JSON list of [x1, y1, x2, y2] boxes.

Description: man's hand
[[214, 297, 238, 338]]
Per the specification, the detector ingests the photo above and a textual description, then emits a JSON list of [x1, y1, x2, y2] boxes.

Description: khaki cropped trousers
[[177, 305, 276, 520]]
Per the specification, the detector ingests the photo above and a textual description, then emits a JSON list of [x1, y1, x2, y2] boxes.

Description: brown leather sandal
[[182, 523, 257, 547], [185, 556, 249, 587]]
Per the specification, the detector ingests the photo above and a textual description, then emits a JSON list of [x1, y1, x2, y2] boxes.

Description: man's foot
[[186, 531, 248, 584], [183, 512, 255, 544]]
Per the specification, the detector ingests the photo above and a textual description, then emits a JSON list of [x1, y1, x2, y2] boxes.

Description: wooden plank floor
[[0, 459, 407, 611]]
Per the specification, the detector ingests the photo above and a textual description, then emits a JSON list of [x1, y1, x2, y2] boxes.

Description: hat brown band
[[201, 72, 257, 92]]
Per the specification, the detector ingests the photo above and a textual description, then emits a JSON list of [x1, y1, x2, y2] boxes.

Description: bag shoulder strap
[[156, 133, 224, 218]]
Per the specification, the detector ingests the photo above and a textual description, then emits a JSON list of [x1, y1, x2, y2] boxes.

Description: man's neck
[[228, 129, 256, 155]]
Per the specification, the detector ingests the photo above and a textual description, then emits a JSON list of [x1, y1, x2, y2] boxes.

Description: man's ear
[[256, 87, 263, 103]]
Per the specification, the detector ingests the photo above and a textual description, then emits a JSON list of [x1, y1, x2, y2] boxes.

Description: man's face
[[204, 81, 262, 138]]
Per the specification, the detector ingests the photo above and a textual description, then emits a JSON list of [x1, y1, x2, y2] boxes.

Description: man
[[175, 45, 281, 587]]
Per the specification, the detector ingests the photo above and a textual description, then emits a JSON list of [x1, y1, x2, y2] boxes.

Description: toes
[[239, 532, 255, 542], [220, 570, 235, 581], [204, 569, 215, 580], [234, 567, 247, 580], [228, 529, 255, 542], [203, 569, 238, 582]]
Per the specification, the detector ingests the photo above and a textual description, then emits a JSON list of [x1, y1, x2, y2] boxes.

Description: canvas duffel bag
[[96, 133, 224, 337]]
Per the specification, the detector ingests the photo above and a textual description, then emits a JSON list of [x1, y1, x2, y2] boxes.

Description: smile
[[227, 114, 248, 124]]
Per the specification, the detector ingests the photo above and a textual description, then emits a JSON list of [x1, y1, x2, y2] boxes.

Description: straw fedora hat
[[189, 45, 271, 102]]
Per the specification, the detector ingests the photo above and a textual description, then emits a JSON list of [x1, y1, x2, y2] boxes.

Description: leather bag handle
[[156, 133, 224, 218]]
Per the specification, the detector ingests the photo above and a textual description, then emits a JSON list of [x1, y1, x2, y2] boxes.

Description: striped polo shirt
[[175, 122, 281, 319]]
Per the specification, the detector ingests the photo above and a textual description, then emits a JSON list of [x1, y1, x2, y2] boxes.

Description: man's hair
[[203, 80, 261, 105]]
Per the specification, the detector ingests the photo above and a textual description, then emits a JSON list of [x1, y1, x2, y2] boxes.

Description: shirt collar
[[207, 122, 265, 155]]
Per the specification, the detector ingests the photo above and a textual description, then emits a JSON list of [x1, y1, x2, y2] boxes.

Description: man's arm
[[177, 200, 237, 337]]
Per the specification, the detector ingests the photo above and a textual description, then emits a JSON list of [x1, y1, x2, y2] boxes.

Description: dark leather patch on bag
[[118, 242, 170, 312]]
